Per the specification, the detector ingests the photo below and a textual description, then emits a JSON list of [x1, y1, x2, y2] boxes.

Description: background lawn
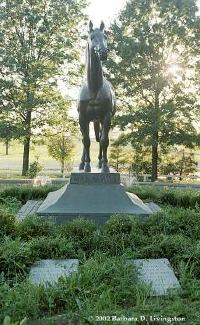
[[0, 137, 103, 177]]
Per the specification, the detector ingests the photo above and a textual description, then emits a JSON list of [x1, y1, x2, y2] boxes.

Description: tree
[[109, 143, 131, 172], [107, 0, 200, 181], [0, 121, 20, 155], [0, 0, 86, 175], [48, 135, 74, 176], [45, 96, 77, 176], [109, 141, 152, 175], [160, 148, 198, 180]]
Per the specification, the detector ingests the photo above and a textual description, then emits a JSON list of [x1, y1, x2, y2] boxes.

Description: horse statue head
[[88, 20, 109, 61]]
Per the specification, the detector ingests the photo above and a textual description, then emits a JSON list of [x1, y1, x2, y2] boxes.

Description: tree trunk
[[5, 140, 9, 155], [61, 160, 65, 177], [151, 93, 159, 182], [152, 139, 158, 181], [22, 134, 31, 176], [22, 110, 32, 176]]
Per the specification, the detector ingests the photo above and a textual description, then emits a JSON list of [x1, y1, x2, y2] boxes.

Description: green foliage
[[59, 218, 97, 251], [0, 238, 35, 282], [0, 185, 61, 204], [0, 197, 21, 237], [45, 96, 78, 176], [47, 135, 74, 176], [0, 186, 200, 322], [0, 211, 16, 238], [0, 255, 148, 322], [29, 236, 76, 260], [144, 207, 200, 240], [160, 148, 198, 177], [128, 185, 200, 208], [107, 0, 200, 180], [104, 215, 134, 235], [0, 0, 86, 175], [109, 143, 132, 172], [16, 215, 55, 240], [28, 160, 43, 179], [109, 143, 152, 175]]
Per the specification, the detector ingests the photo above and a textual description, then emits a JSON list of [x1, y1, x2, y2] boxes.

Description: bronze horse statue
[[78, 21, 116, 173]]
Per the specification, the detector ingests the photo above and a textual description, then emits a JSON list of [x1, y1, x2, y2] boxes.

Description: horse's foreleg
[[100, 113, 111, 173], [79, 147, 85, 170], [82, 123, 91, 172], [98, 144, 102, 169]]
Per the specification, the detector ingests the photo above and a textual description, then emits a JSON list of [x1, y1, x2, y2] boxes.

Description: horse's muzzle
[[99, 48, 109, 61]]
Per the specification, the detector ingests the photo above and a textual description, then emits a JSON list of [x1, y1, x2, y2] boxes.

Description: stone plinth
[[37, 171, 153, 223]]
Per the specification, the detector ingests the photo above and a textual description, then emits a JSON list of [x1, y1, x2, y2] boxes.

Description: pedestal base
[[37, 172, 153, 223]]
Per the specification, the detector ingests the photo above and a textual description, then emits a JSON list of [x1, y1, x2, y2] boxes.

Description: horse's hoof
[[101, 164, 110, 173], [84, 163, 91, 172], [79, 162, 85, 170]]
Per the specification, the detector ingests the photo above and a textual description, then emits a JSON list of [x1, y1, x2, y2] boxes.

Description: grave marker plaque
[[29, 259, 79, 286], [131, 258, 181, 296]]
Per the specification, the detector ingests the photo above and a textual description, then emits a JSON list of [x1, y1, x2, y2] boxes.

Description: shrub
[[17, 215, 55, 240], [128, 186, 200, 208], [28, 161, 43, 178], [0, 238, 35, 282], [59, 218, 96, 239], [144, 207, 200, 240], [0, 197, 22, 213], [0, 186, 61, 204], [189, 243, 200, 279], [104, 215, 135, 235], [138, 234, 193, 264], [59, 218, 97, 251], [0, 210, 17, 237], [29, 235, 77, 259], [127, 186, 160, 201]]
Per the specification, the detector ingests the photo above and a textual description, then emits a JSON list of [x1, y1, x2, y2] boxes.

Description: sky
[[87, 0, 200, 26], [87, 0, 126, 27]]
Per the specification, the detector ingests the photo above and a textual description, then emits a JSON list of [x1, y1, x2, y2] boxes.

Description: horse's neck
[[87, 46, 103, 97]]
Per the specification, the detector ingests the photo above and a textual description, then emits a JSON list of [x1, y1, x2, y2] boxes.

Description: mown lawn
[[0, 186, 200, 324], [0, 137, 104, 176]]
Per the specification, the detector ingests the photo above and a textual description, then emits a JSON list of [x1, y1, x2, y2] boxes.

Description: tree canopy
[[0, 0, 87, 175], [107, 0, 200, 180]]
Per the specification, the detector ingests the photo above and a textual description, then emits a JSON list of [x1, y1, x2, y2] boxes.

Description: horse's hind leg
[[98, 128, 102, 169], [100, 113, 111, 173]]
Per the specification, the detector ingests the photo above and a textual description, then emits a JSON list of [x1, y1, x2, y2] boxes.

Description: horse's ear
[[100, 21, 105, 31], [89, 20, 93, 32]]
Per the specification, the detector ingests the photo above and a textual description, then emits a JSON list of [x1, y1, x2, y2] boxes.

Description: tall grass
[[0, 186, 200, 323]]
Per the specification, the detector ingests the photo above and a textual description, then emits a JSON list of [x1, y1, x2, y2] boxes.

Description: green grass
[[0, 138, 104, 177], [0, 186, 200, 323]]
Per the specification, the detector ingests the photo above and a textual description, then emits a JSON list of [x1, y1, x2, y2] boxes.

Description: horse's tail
[[94, 121, 100, 142]]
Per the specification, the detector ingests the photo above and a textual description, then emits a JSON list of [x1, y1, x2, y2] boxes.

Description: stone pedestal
[[37, 171, 153, 223]]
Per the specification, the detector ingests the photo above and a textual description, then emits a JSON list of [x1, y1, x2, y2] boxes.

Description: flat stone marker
[[17, 200, 43, 220], [131, 258, 181, 296], [29, 259, 79, 285], [145, 202, 161, 213]]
